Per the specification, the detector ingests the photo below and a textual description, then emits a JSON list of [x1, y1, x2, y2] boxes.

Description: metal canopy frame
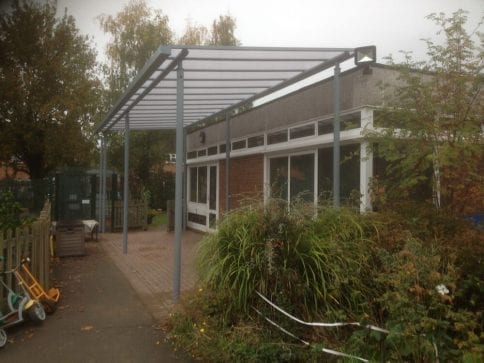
[[95, 45, 359, 303]]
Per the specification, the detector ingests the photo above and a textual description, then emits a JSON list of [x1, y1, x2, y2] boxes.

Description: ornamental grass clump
[[196, 200, 377, 323]]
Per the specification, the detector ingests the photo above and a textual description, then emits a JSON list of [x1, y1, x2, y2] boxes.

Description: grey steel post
[[173, 61, 184, 303], [99, 133, 106, 233], [101, 134, 108, 233], [123, 113, 130, 254], [98, 134, 104, 231], [225, 113, 231, 212], [182, 128, 187, 229], [333, 63, 341, 208]]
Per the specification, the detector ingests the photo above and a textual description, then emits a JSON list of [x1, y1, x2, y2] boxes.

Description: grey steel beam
[[333, 63, 341, 208], [173, 60, 184, 303], [95, 47, 171, 133], [123, 114, 130, 254]]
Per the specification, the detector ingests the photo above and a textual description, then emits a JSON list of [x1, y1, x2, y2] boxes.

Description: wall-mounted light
[[354, 46, 376, 75], [354, 46, 377, 66]]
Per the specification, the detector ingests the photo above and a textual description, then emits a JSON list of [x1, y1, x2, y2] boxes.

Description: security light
[[354, 46, 377, 65]]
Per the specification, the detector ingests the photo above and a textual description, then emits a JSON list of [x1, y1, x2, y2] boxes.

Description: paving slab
[[100, 229, 203, 321], [0, 242, 189, 362]]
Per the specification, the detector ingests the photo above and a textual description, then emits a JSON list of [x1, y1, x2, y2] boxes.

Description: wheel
[[0, 329, 7, 348], [27, 301, 46, 324], [40, 298, 57, 315]]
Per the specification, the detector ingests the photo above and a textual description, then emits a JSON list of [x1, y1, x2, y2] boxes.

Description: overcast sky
[[1, 0, 482, 64], [25, 0, 482, 64]]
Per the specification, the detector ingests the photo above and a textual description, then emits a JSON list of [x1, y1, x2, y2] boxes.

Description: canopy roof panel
[[96, 45, 356, 132]]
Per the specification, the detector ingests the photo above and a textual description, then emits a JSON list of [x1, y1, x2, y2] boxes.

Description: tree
[[179, 19, 209, 45], [368, 10, 483, 214], [99, 0, 175, 202], [99, 0, 173, 104], [179, 14, 240, 46], [0, 0, 101, 179], [209, 15, 240, 46], [100, 2, 241, 206]]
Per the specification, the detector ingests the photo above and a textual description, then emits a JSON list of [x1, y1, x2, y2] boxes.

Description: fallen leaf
[[81, 325, 94, 331]]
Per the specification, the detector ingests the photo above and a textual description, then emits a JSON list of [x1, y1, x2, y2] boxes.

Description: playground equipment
[[0, 258, 46, 348]]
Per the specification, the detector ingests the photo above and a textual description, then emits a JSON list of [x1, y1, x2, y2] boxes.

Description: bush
[[168, 201, 483, 361], [0, 189, 22, 232]]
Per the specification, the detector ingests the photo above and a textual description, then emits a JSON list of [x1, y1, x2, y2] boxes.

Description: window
[[198, 167, 207, 203], [341, 113, 361, 130], [269, 157, 288, 201], [189, 166, 208, 204], [290, 154, 314, 202], [219, 144, 226, 153], [248, 135, 264, 148], [232, 139, 247, 150], [317, 144, 360, 204], [318, 120, 333, 135], [187, 151, 197, 159], [197, 149, 207, 157], [189, 167, 198, 202], [318, 112, 361, 135], [267, 129, 288, 145], [208, 146, 218, 156], [269, 153, 314, 202], [290, 124, 315, 139]]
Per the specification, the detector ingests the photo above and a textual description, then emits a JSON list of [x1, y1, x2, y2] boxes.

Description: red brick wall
[[219, 154, 264, 213]]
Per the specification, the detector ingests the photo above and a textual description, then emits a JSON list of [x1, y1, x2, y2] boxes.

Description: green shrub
[[169, 200, 483, 361], [0, 189, 22, 232]]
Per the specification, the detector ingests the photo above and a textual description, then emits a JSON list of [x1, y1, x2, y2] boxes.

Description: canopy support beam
[[225, 112, 231, 212], [332, 63, 341, 208], [173, 60, 185, 303], [123, 114, 130, 254]]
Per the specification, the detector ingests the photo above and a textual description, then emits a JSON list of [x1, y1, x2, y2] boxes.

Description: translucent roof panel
[[96, 45, 355, 132]]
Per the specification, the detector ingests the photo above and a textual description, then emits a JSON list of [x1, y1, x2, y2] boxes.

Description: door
[[187, 164, 218, 231]]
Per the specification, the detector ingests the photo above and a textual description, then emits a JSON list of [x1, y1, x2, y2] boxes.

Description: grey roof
[[95, 45, 356, 132]]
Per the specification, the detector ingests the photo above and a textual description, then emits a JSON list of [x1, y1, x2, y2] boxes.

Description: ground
[[0, 228, 202, 362]]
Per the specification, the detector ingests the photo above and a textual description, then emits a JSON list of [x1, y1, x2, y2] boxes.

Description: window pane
[[318, 148, 333, 201], [198, 166, 207, 203], [219, 144, 226, 153], [207, 146, 218, 155], [341, 144, 360, 203], [247, 135, 264, 148], [188, 212, 206, 225], [290, 154, 314, 202], [318, 120, 333, 135], [290, 124, 315, 139], [189, 167, 197, 202], [187, 151, 197, 159], [209, 166, 216, 210], [341, 112, 361, 130], [269, 157, 288, 201], [232, 139, 246, 150], [197, 149, 207, 157], [267, 130, 288, 145]]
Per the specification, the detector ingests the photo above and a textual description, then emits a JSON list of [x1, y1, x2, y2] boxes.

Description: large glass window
[[290, 154, 314, 202], [317, 144, 360, 204], [269, 157, 288, 201], [209, 166, 217, 210]]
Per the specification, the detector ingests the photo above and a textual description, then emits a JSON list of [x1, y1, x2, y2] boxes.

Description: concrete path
[[0, 242, 190, 362]]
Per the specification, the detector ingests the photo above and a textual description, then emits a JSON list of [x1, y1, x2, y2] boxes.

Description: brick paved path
[[100, 229, 203, 321]]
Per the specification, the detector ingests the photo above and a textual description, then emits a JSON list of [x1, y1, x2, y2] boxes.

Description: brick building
[[184, 63, 397, 232]]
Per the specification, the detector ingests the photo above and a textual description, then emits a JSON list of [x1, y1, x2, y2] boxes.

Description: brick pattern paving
[[99, 229, 204, 321]]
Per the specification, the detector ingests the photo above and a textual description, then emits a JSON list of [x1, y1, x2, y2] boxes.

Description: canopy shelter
[[95, 45, 372, 302]]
